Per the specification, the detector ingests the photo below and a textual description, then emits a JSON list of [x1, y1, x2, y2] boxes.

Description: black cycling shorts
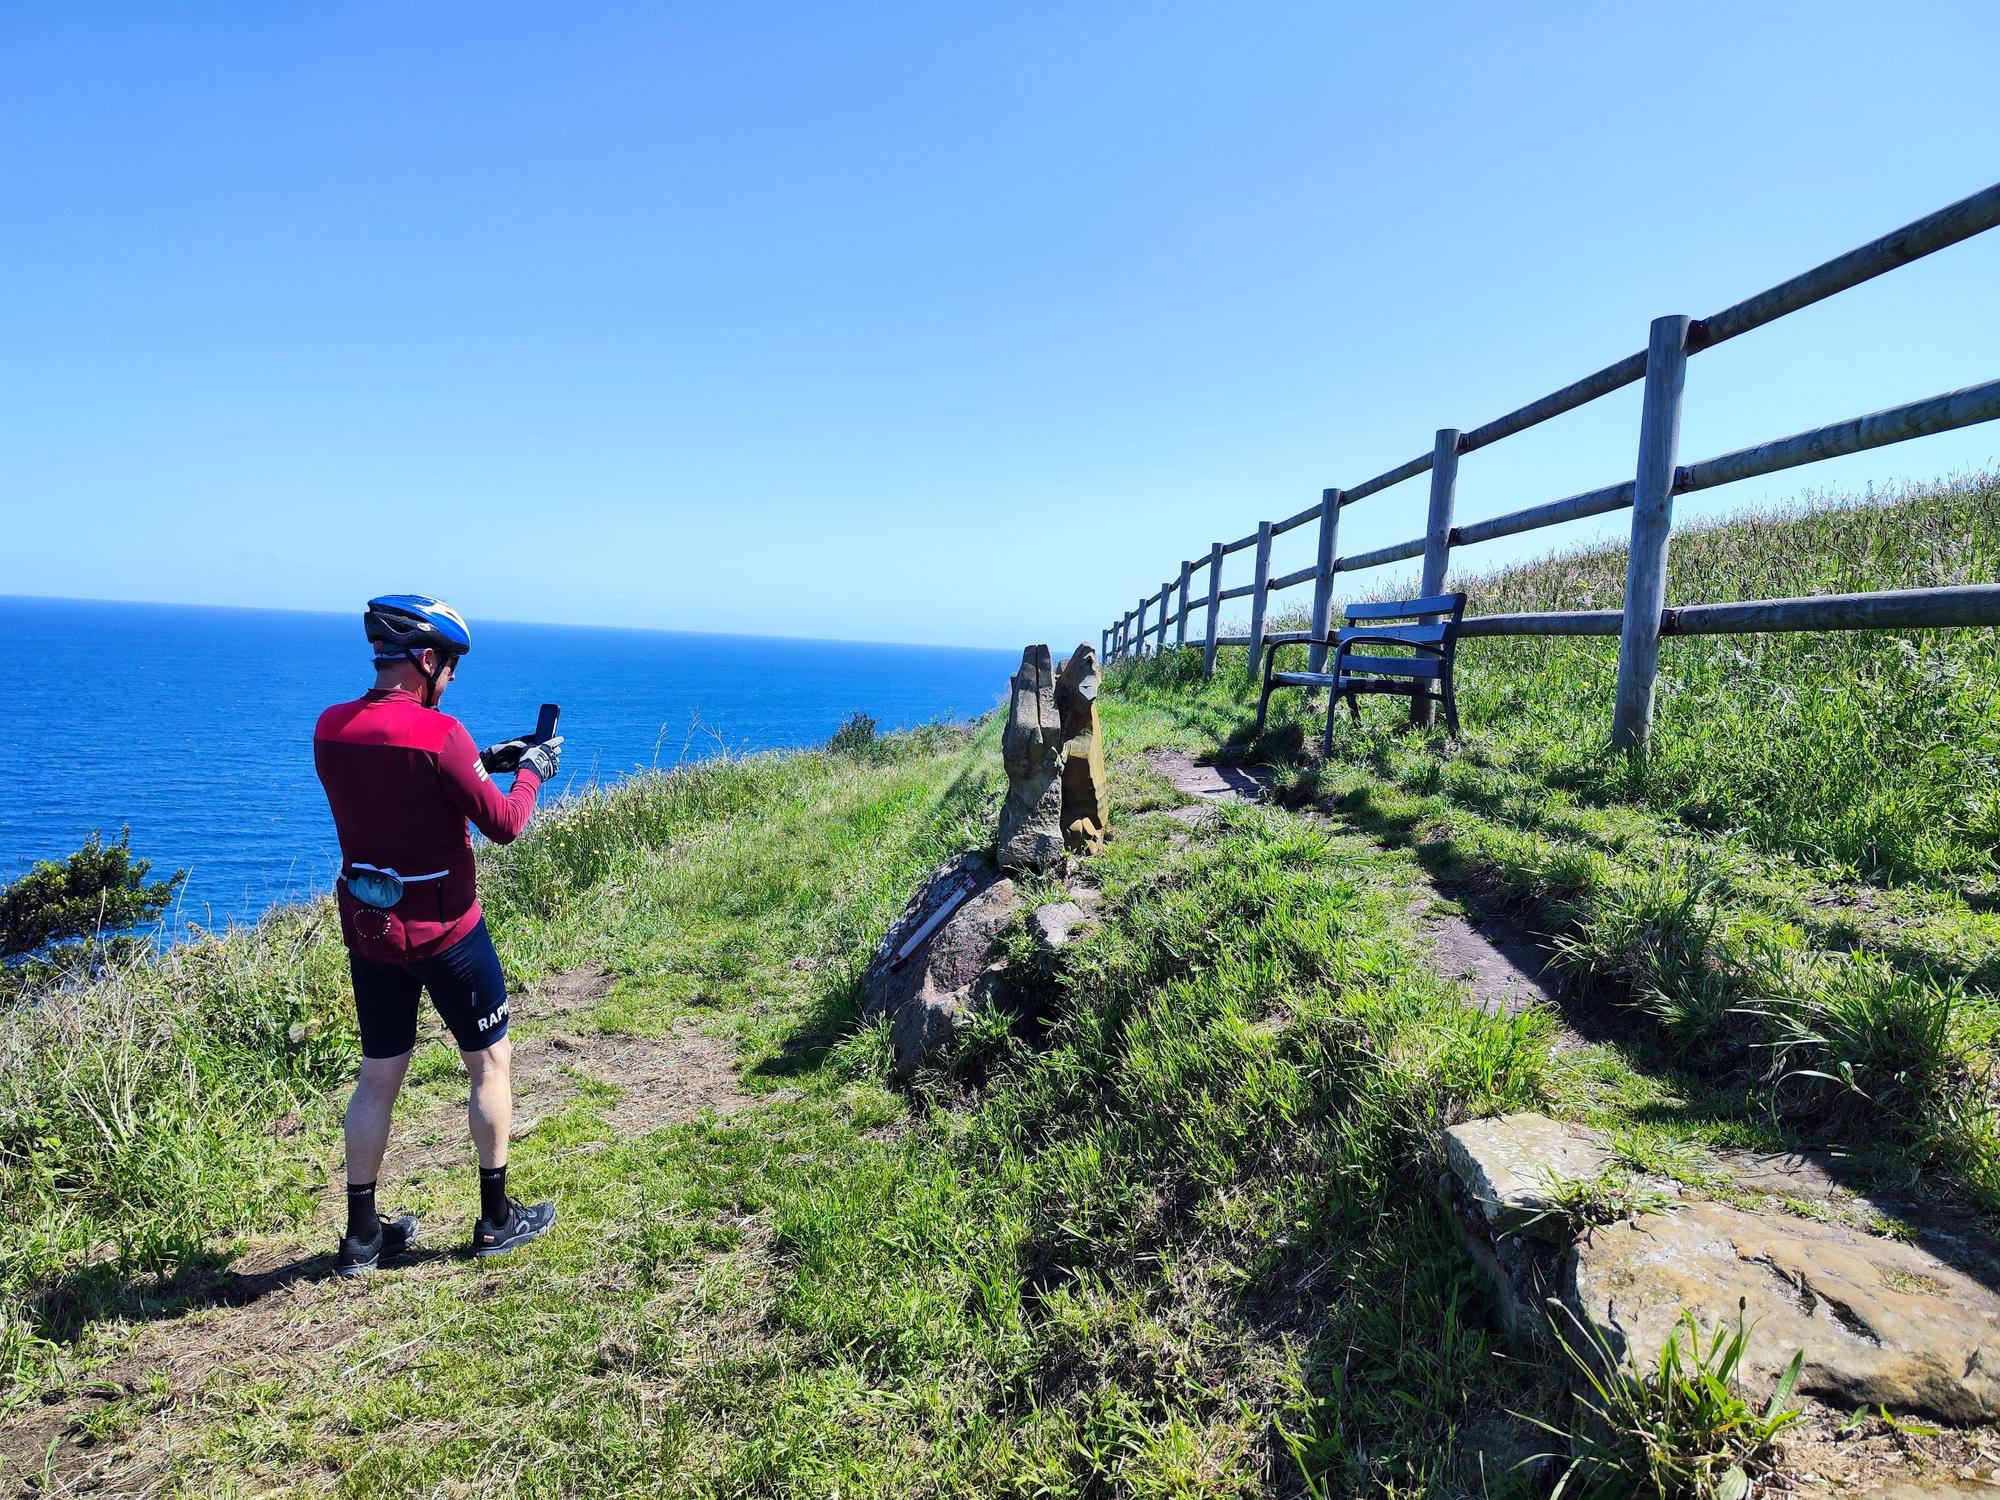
[[348, 918, 510, 1058]]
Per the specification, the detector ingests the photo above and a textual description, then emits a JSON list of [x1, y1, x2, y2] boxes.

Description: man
[[313, 594, 565, 1276]]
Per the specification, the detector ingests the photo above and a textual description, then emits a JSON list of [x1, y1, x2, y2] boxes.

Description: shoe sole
[[472, 1208, 558, 1259]]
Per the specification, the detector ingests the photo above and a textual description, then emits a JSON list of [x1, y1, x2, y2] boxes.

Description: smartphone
[[533, 703, 560, 744]]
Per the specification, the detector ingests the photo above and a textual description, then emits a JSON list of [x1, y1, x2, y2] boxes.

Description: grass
[[1, 690, 1581, 1495], [1111, 473, 2000, 1213], [0, 726, 988, 1411], [2, 475, 1993, 1496], [1541, 1305, 1805, 1499]]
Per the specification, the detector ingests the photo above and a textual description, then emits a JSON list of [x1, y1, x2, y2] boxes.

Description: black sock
[[345, 1180, 381, 1242], [479, 1164, 509, 1225]]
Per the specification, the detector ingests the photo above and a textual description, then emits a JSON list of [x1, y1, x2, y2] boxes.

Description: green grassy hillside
[[2, 477, 1994, 1498], [1116, 474, 2000, 1208]]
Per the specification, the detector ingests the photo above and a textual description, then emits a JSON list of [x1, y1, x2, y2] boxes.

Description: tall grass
[[0, 732, 963, 1404], [1108, 475, 2000, 1206], [1452, 473, 2000, 886], [772, 798, 1562, 1493]]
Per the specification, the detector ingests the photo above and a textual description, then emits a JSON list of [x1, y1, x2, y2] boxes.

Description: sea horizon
[[2, 595, 1020, 930], [0, 590, 1018, 657]]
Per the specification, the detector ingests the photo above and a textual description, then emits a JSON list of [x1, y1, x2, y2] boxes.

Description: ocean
[[1, 596, 1016, 931]]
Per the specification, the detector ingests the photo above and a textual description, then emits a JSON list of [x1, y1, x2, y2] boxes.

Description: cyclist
[[313, 594, 564, 1276]]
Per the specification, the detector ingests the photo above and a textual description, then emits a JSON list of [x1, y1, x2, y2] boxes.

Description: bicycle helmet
[[365, 594, 471, 706]]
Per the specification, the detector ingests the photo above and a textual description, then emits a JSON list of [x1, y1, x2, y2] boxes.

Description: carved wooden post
[[1244, 520, 1273, 681], [1612, 314, 1693, 751], [1202, 542, 1224, 678], [1308, 488, 1342, 672], [1174, 560, 1192, 649], [1412, 429, 1460, 726]]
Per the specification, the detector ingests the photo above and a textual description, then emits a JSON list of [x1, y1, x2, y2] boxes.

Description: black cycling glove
[[520, 736, 564, 783], [480, 738, 530, 774]]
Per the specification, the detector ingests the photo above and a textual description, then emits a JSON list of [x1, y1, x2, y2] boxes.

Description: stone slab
[[1444, 1111, 1618, 1245], [1570, 1199, 2000, 1423]]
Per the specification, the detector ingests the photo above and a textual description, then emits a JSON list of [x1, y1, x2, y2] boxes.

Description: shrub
[[827, 711, 884, 760], [0, 830, 184, 1000]]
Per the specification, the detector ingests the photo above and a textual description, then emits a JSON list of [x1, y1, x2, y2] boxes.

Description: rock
[[860, 853, 1021, 1079], [1445, 1113, 2000, 1426], [998, 645, 1066, 872], [1030, 901, 1088, 952], [1442, 1112, 1635, 1341], [1055, 645, 1108, 854], [1444, 1112, 1620, 1246], [1569, 1198, 2000, 1423]]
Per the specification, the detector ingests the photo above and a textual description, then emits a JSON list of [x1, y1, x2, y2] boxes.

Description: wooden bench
[[1254, 592, 1467, 752]]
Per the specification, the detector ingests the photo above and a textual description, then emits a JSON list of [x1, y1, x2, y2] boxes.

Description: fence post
[[1100, 626, 1109, 662], [1135, 595, 1149, 657], [1308, 488, 1342, 672], [1244, 520, 1273, 681], [1202, 542, 1224, 678], [1174, 560, 1192, 649], [1413, 429, 1461, 726], [1156, 578, 1172, 653], [1612, 314, 1693, 752]]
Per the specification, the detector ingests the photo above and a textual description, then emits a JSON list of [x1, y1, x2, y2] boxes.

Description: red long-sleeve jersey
[[313, 687, 543, 962]]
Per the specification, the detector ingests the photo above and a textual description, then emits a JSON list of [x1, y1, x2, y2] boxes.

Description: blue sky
[[3, 3, 1995, 649]]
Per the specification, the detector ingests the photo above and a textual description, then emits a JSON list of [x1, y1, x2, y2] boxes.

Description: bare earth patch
[[0, 965, 782, 1498]]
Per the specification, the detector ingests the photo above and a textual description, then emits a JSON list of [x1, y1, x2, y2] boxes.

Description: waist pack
[[343, 863, 448, 910]]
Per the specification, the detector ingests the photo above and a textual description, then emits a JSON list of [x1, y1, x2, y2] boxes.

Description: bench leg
[[1441, 668, 1461, 737]]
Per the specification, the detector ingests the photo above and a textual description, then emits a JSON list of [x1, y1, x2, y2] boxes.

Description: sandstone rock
[[1569, 1198, 2000, 1423], [1030, 901, 1088, 952], [1055, 645, 1108, 854], [1442, 1112, 1638, 1341], [1444, 1112, 1620, 1245], [1444, 1113, 2000, 1427], [999, 646, 1066, 872], [860, 853, 1021, 1079]]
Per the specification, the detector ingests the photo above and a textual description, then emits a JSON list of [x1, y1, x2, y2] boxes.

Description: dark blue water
[[1, 597, 1014, 930]]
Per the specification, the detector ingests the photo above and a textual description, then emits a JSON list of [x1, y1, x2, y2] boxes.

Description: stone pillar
[[1055, 644, 1107, 854], [997, 645, 1065, 871]]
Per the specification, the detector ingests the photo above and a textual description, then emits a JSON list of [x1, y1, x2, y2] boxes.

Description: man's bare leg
[[340, 1051, 414, 1273], [345, 1050, 411, 1186], [464, 1038, 512, 1170], [463, 1037, 556, 1253]]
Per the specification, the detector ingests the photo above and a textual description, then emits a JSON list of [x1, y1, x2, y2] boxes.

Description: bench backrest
[[1334, 592, 1467, 679], [1342, 592, 1466, 625]]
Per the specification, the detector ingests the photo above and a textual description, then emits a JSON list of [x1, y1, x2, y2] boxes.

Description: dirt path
[[1144, 749, 1584, 1043], [2, 965, 781, 1499]]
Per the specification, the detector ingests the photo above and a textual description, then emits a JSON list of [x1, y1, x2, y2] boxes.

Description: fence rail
[[1099, 180, 2000, 750]]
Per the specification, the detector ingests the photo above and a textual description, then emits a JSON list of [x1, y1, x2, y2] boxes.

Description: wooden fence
[[1100, 181, 2000, 750]]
